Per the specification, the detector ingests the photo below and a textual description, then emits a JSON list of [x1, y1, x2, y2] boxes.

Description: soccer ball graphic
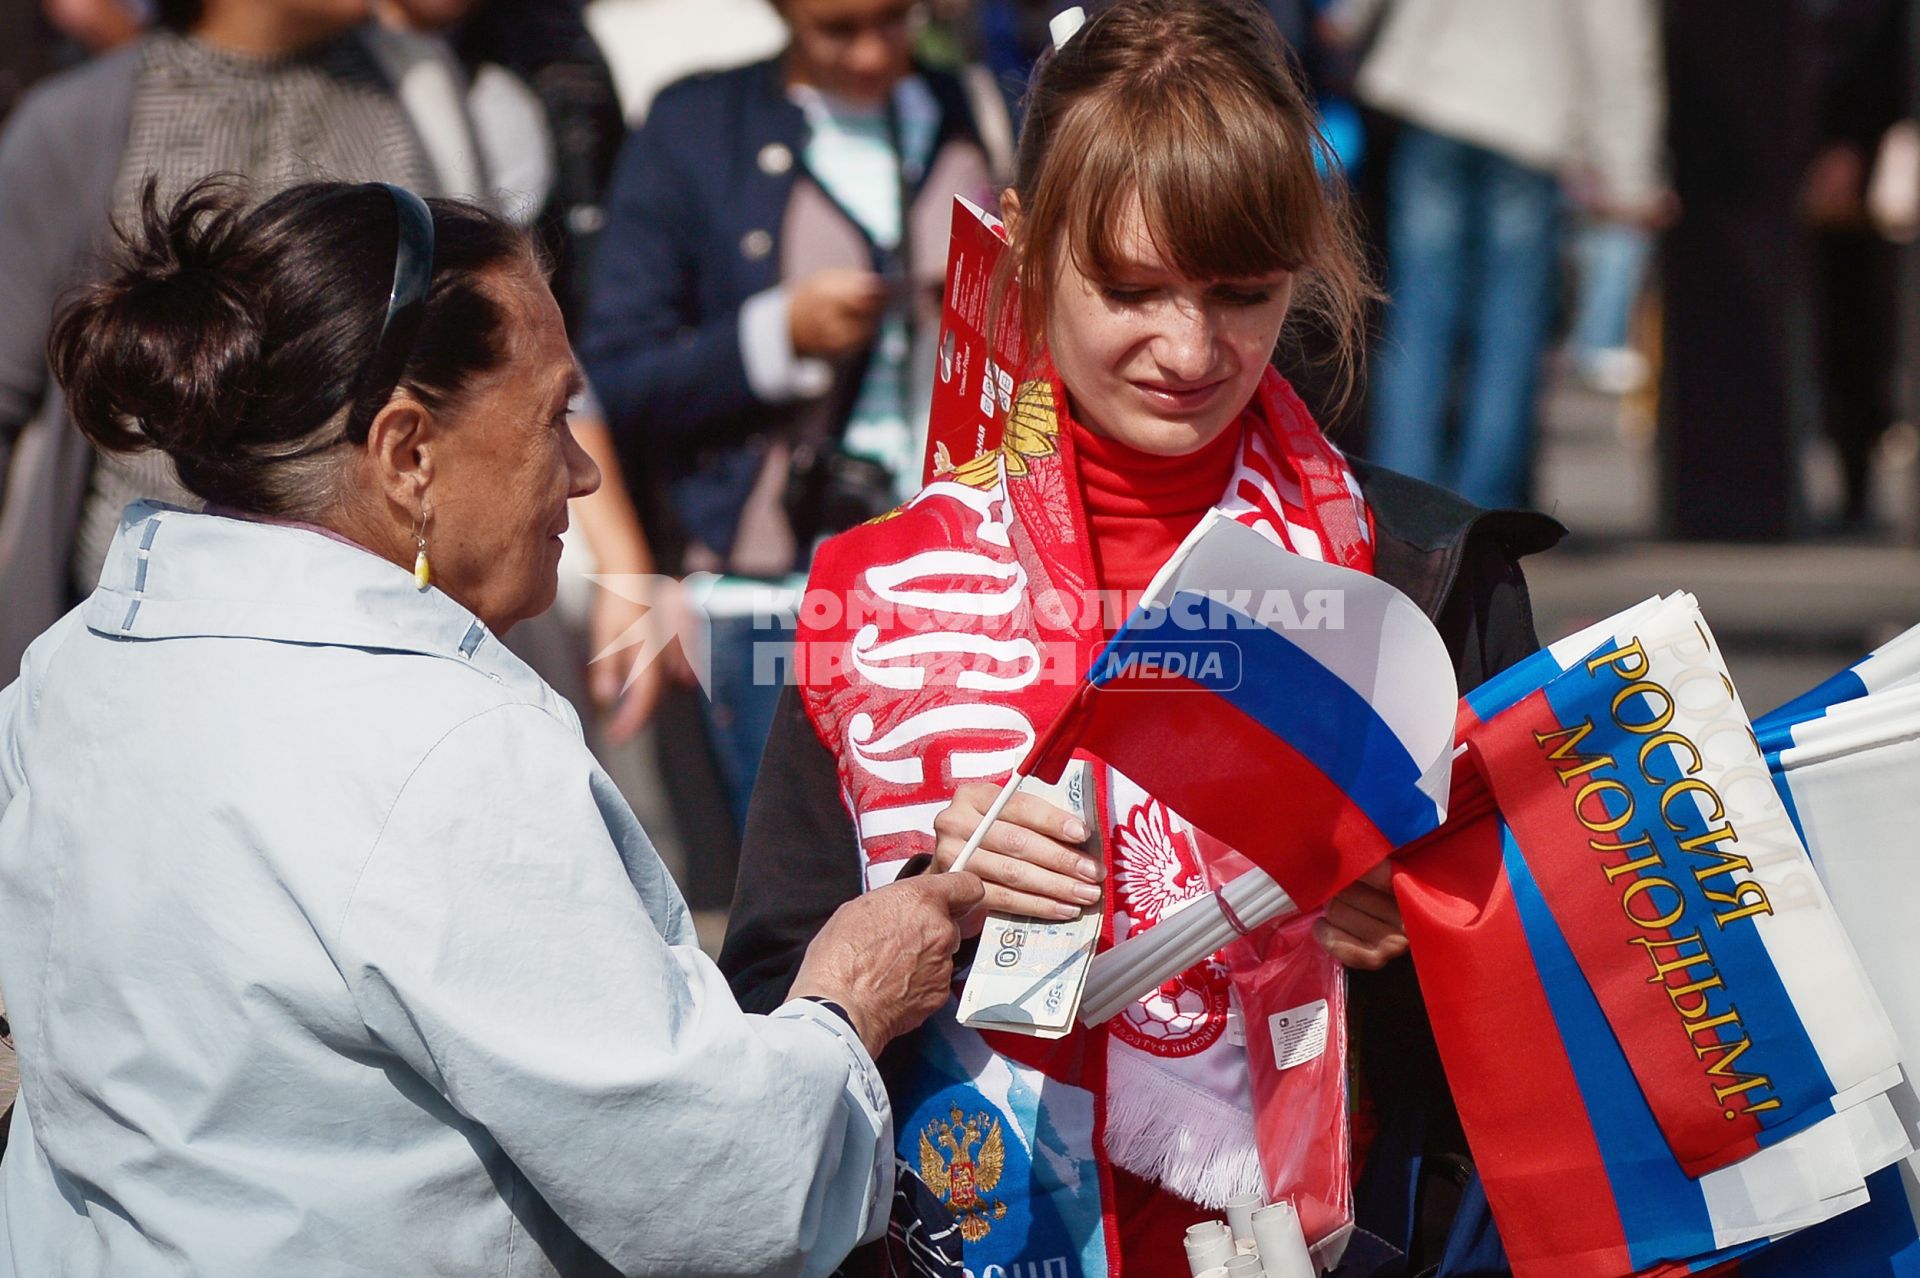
[[1110, 799, 1230, 1057], [1114, 973, 1226, 1056]]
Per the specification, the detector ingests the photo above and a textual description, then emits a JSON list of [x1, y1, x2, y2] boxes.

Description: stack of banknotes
[[957, 761, 1101, 1038]]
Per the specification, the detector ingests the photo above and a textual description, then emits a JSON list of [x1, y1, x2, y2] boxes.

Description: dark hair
[[153, 0, 203, 32], [1001, 0, 1376, 408], [50, 177, 537, 516]]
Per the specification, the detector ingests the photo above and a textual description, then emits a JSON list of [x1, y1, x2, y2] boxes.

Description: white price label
[[1267, 998, 1329, 1070]]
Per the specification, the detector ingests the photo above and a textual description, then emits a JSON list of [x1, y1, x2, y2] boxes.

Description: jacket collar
[[83, 503, 570, 716], [753, 54, 811, 148], [750, 54, 970, 210], [1350, 459, 1566, 621]]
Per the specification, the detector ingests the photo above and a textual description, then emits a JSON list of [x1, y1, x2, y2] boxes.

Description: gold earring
[[412, 507, 432, 591]]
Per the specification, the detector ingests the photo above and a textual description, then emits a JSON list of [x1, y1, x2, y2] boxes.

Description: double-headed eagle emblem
[[929, 379, 1062, 492], [918, 1104, 1009, 1243]]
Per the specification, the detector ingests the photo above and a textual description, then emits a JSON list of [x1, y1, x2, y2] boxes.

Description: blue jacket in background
[[580, 57, 983, 567]]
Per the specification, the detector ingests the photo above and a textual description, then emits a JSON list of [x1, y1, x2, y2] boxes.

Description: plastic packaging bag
[[1226, 914, 1353, 1270]]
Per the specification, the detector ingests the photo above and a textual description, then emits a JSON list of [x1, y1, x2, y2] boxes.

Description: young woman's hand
[[931, 781, 1104, 923], [1312, 863, 1408, 970]]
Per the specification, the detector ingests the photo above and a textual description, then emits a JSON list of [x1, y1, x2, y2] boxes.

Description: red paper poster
[[922, 196, 1025, 486]]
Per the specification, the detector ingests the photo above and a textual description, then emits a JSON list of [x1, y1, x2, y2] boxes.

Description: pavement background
[[1529, 375, 1920, 712]]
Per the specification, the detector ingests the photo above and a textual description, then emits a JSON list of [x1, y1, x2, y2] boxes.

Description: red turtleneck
[[1068, 412, 1249, 1270], [1070, 413, 1244, 601]]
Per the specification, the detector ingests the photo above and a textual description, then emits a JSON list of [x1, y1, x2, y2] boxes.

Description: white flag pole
[[947, 770, 1026, 874]]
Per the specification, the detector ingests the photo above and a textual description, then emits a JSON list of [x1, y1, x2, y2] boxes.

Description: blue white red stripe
[[1462, 595, 1903, 1170], [1758, 621, 1920, 755], [1399, 791, 1901, 1277], [1396, 595, 1915, 1276], [1751, 656, 1920, 1278], [1023, 511, 1457, 909]]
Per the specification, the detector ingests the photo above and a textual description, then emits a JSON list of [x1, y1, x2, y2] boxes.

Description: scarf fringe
[[1102, 1045, 1265, 1210]]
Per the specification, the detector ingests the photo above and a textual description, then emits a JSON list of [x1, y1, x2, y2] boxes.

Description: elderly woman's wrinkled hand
[[789, 871, 986, 1057], [931, 781, 1103, 925]]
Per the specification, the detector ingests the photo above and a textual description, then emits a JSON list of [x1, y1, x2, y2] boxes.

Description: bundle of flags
[[1744, 623, 1920, 1277], [1393, 597, 1920, 1277], [1009, 507, 1920, 1277]]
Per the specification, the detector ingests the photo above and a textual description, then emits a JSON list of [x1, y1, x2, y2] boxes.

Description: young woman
[[722, 2, 1562, 1274]]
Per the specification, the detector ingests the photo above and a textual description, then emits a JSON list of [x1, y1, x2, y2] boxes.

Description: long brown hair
[[1002, 0, 1376, 410]]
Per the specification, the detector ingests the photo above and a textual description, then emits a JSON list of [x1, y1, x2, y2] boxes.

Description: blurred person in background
[[582, 0, 787, 125], [581, 0, 998, 834], [0, 0, 466, 678], [382, 0, 624, 332], [0, 8, 54, 127], [5, 0, 146, 125], [1332, 0, 1665, 510], [41, 0, 150, 56], [1565, 216, 1656, 398], [1804, 0, 1908, 534], [380, 0, 666, 743], [0, 0, 659, 731], [973, 0, 1048, 109], [1662, 2, 1817, 541]]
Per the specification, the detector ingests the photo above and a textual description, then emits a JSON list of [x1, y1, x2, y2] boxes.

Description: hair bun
[[50, 177, 265, 465]]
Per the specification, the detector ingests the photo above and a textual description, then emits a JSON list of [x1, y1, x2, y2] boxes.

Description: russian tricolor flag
[[1757, 621, 1920, 757], [1021, 510, 1458, 911], [1401, 800, 1908, 1278], [1396, 597, 1915, 1277], [1748, 629, 1920, 1278]]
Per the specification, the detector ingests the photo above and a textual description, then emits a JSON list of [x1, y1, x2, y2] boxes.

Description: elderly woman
[[0, 178, 982, 1276]]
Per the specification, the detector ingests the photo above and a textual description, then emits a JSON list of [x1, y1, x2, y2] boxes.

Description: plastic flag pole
[[947, 771, 1025, 874]]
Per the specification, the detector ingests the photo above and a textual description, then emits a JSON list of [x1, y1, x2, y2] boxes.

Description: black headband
[[345, 183, 435, 444]]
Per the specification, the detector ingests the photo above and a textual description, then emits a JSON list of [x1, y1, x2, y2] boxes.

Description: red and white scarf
[[797, 367, 1373, 1233]]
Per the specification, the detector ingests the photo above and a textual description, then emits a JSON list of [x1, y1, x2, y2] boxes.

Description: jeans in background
[[700, 610, 794, 837], [1369, 124, 1562, 510], [1569, 218, 1653, 359]]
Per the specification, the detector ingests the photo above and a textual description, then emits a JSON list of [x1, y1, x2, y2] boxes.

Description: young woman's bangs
[[1066, 90, 1322, 288]]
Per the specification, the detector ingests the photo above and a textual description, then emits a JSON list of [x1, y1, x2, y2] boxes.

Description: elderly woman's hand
[[789, 872, 986, 1056], [1312, 863, 1408, 970], [931, 781, 1103, 924]]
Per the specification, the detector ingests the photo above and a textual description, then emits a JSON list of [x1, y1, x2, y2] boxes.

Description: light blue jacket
[[0, 503, 890, 1276]]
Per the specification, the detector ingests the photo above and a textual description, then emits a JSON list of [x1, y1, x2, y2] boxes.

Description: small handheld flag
[[996, 510, 1458, 910]]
